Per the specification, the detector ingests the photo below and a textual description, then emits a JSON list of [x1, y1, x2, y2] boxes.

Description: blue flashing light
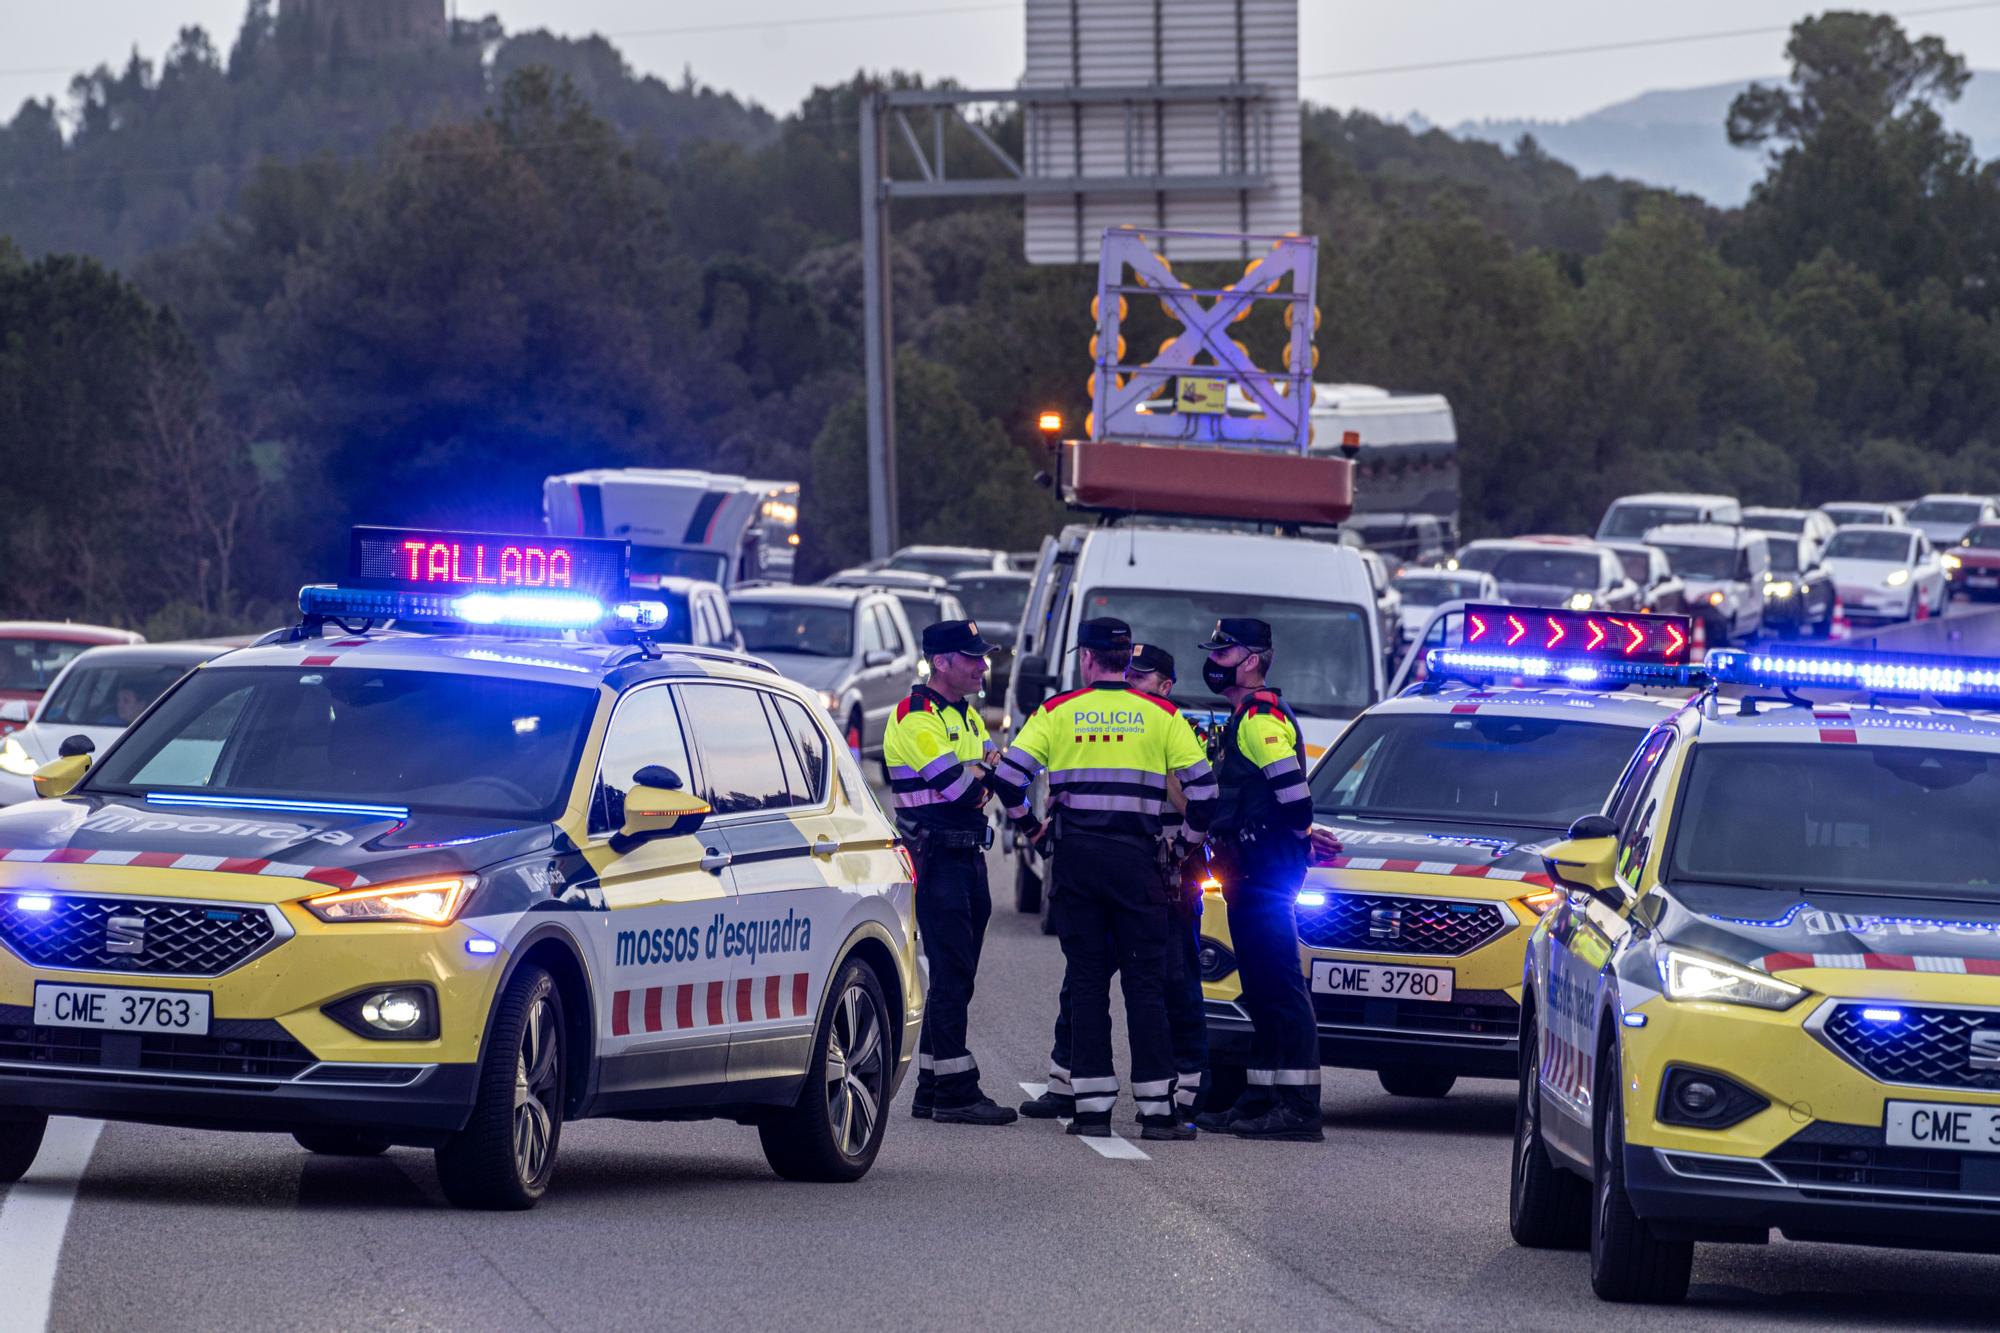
[[465, 937, 500, 956], [452, 591, 604, 628], [1861, 1007, 1905, 1024], [1426, 648, 1704, 690], [1707, 647, 2000, 702], [1297, 890, 1329, 908], [1621, 1012, 1647, 1028], [146, 793, 410, 820], [613, 600, 670, 631], [15, 893, 53, 913]]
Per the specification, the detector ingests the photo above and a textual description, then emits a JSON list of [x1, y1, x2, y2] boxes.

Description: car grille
[[1819, 1002, 2000, 1093], [1296, 892, 1511, 957], [0, 893, 278, 977], [1312, 988, 1519, 1040], [0, 1005, 314, 1082], [1766, 1122, 2000, 1203]]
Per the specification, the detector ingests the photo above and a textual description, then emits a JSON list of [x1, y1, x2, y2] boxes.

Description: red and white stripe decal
[[611, 971, 813, 1036], [1760, 950, 2000, 975], [299, 637, 372, 669], [0, 846, 365, 888], [1813, 708, 1857, 744], [1320, 854, 1553, 889]]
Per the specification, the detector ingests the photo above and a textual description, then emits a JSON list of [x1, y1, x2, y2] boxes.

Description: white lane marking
[[0, 1117, 103, 1333], [1018, 1081, 1151, 1161]]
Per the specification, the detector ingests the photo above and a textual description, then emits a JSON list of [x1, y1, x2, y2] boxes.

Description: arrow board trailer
[[544, 469, 799, 590]]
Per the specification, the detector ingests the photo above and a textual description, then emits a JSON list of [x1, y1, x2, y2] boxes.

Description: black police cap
[[1074, 617, 1133, 652], [1199, 617, 1273, 652], [1130, 642, 1177, 681], [922, 620, 996, 656]]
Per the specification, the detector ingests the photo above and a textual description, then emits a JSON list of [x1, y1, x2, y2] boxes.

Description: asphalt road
[[14, 612, 2000, 1332], [6, 843, 2000, 1332]]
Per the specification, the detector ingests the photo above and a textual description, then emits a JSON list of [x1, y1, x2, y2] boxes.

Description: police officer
[[1191, 618, 1324, 1141], [1015, 643, 1209, 1127], [883, 620, 1016, 1126], [992, 619, 1217, 1140]]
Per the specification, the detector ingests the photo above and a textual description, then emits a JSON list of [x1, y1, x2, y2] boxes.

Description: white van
[[1594, 492, 1740, 543], [1007, 523, 1383, 913]]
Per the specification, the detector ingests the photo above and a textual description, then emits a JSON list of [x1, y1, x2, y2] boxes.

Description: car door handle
[[700, 847, 732, 874], [812, 834, 840, 859]]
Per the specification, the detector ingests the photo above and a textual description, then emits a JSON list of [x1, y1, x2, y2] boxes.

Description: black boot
[[1018, 1090, 1075, 1120], [911, 1084, 933, 1120], [1193, 1100, 1254, 1133], [1065, 1117, 1112, 1138], [933, 1096, 1019, 1126], [1227, 1103, 1324, 1142], [1139, 1116, 1197, 1142]]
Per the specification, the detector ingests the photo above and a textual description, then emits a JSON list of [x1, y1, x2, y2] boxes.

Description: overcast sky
[[8, 2, 2000, 126]]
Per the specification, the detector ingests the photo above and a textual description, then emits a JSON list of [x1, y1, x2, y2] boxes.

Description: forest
[[1, 5, 1995, 633]]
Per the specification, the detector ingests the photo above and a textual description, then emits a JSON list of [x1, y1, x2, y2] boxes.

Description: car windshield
[[1743, 513, 1805, 534], [1653, 543, 1741, 581], [1488, 550, 1601, 590], [1966, 526, 2000, 550], [0, 639, 101, 693], [1826, 531, 1913, 562], [1311, 713, 1648, 831], [1613, 551, 1653, 585], [893, 593, 943, 632], [86, 666, 595, 819], [731, 602, 854, 658], [1601, 504, 1701, 539], [1766, 540, 1801, 576], [1393, 576, 1483, 607], [41, 659, 200, 727], [1825, 507, 1887, 525], [887, 552, 992, 578], [1668, 743, 2000, 898], [1453, 546, 1504, 573], [950, 575, 1030, 625], [1081, 587, 1375, 719], [1908, 501, 1982, 524], [632, 546, 728, 586]]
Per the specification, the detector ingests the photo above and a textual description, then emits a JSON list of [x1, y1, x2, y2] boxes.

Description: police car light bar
[[1706, 647, 2000, 702], [1427, 604, 1704, 689]]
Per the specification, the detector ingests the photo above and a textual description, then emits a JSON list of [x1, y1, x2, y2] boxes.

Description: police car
[[1512, 644, 2000, 1301], [1199, 606, 1700, 1107], [0, 527, 920, 1209]]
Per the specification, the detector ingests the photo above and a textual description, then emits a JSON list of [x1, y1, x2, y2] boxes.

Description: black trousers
[[914, 845, 990, 1107], [1225, 847, 1321, 1117], [1047, 890, 1208, 1111], [1050, 833, 1177, 1125]]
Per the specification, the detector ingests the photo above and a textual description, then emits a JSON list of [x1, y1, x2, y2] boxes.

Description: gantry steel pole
[[859, 91, 898, 560]]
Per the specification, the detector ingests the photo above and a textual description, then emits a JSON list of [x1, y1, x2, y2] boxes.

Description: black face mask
[[1202, 658, 1237, 696]]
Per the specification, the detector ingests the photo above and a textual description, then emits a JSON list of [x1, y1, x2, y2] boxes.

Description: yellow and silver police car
[[1513, 644, 2000, 1301], [0, 527, 920, 1209], [1199, 606, 1699, 1106]]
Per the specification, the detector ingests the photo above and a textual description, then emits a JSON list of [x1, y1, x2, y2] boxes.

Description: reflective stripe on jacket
[[991, 681, 1216, 844]]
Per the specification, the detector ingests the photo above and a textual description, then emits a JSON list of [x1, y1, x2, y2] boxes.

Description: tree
[[1728, 13, 1968, 149]]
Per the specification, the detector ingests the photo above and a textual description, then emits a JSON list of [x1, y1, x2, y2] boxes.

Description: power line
[[0, 2, 1017, 83], [1302, 0, 2000, 83]]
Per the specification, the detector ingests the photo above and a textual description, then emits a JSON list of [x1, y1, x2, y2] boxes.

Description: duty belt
[[901, 823, 993, 852]]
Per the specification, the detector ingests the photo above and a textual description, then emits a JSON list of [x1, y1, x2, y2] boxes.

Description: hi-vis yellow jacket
[[881, 683, 993, 833], [992, 681, 1216, 845]]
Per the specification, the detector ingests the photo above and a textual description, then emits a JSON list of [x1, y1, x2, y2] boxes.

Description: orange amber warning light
[[1036, 411, 1063, 433]]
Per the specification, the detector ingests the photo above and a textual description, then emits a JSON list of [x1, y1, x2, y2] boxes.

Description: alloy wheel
[[823, 979, 887, 1159], [513, 997, 560, 1184]]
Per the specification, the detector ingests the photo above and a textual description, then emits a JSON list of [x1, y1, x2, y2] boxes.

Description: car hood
[[1911, 521, 1970, 543], [1307, 813, 1562, 895], [753, 653, 855, 693], [1496, 579, 1588, 604], [1825, 557, 1905, 583], [8, 722, 124, 767], [0, 793, 556, 898], [1661, 882, 2000, 975], [1678, 576, 1748, 596]]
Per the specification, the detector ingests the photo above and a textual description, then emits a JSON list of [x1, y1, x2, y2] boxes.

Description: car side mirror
[[617, 783, 709, 848], [32, 753, 89, 800], [0, 701, 29, 724], [59, 734, 95, 759], [863, 650, 896, 668], [1542, 830, 1622, 907], [1013, 652, 1050, 712]]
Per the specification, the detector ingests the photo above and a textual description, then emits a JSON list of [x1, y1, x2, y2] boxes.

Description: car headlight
[[1519, 888, 1563, 916], [1658, 946, 1805, 1010], [0, 735, 40, 777], [1944, 553, 1963, 571], [817, 690, 838, 711], [1763, 580, 1795, 600], [303, 874, 475, 925], [1885, 568, 1911, 587], [1707, 589, 1728, 606], [1564, 592, 1594, 611]]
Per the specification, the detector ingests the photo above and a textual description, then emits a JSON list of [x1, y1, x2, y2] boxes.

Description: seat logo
[[1969, 1028, 2000, 1072], [104, 915, 146, 956], [1369, 907, 1402, 941]]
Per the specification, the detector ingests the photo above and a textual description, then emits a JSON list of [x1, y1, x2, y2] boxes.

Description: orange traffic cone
[[1689, 614, 1708, 664], [1829, 594, 1851, 641]]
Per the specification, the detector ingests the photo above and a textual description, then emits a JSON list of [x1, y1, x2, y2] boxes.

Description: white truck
[[543, 468, 799, 589], [1310, 383, 1458, 561]]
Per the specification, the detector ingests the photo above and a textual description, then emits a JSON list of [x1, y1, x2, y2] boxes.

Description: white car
[[1391, 568, 1500, 648], [1594, 492, 1740, 543], [0, 643, 225, 804], [1903, 493, 2000, 550], [1822, 524, 1949, 623], [1820, 501, 1904, 529], [1644, 524, 1771, 644]]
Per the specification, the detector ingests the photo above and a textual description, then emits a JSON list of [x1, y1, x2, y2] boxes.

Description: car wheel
[[1510, 1007, 1589, 1249], [1014, 854, 1042, 914], [760, 956, 891, 1182], [845, 709, 864, 760], [1377, 1067, 1456, 1098], [435, 964, 564, 1210], [1589, 1040, 1692, 1303], [293, 1129, 391, 1156], [0, 1110, 48, 1183]]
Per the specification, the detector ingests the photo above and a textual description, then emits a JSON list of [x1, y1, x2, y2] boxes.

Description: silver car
[[728, 586, 919, 757]]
